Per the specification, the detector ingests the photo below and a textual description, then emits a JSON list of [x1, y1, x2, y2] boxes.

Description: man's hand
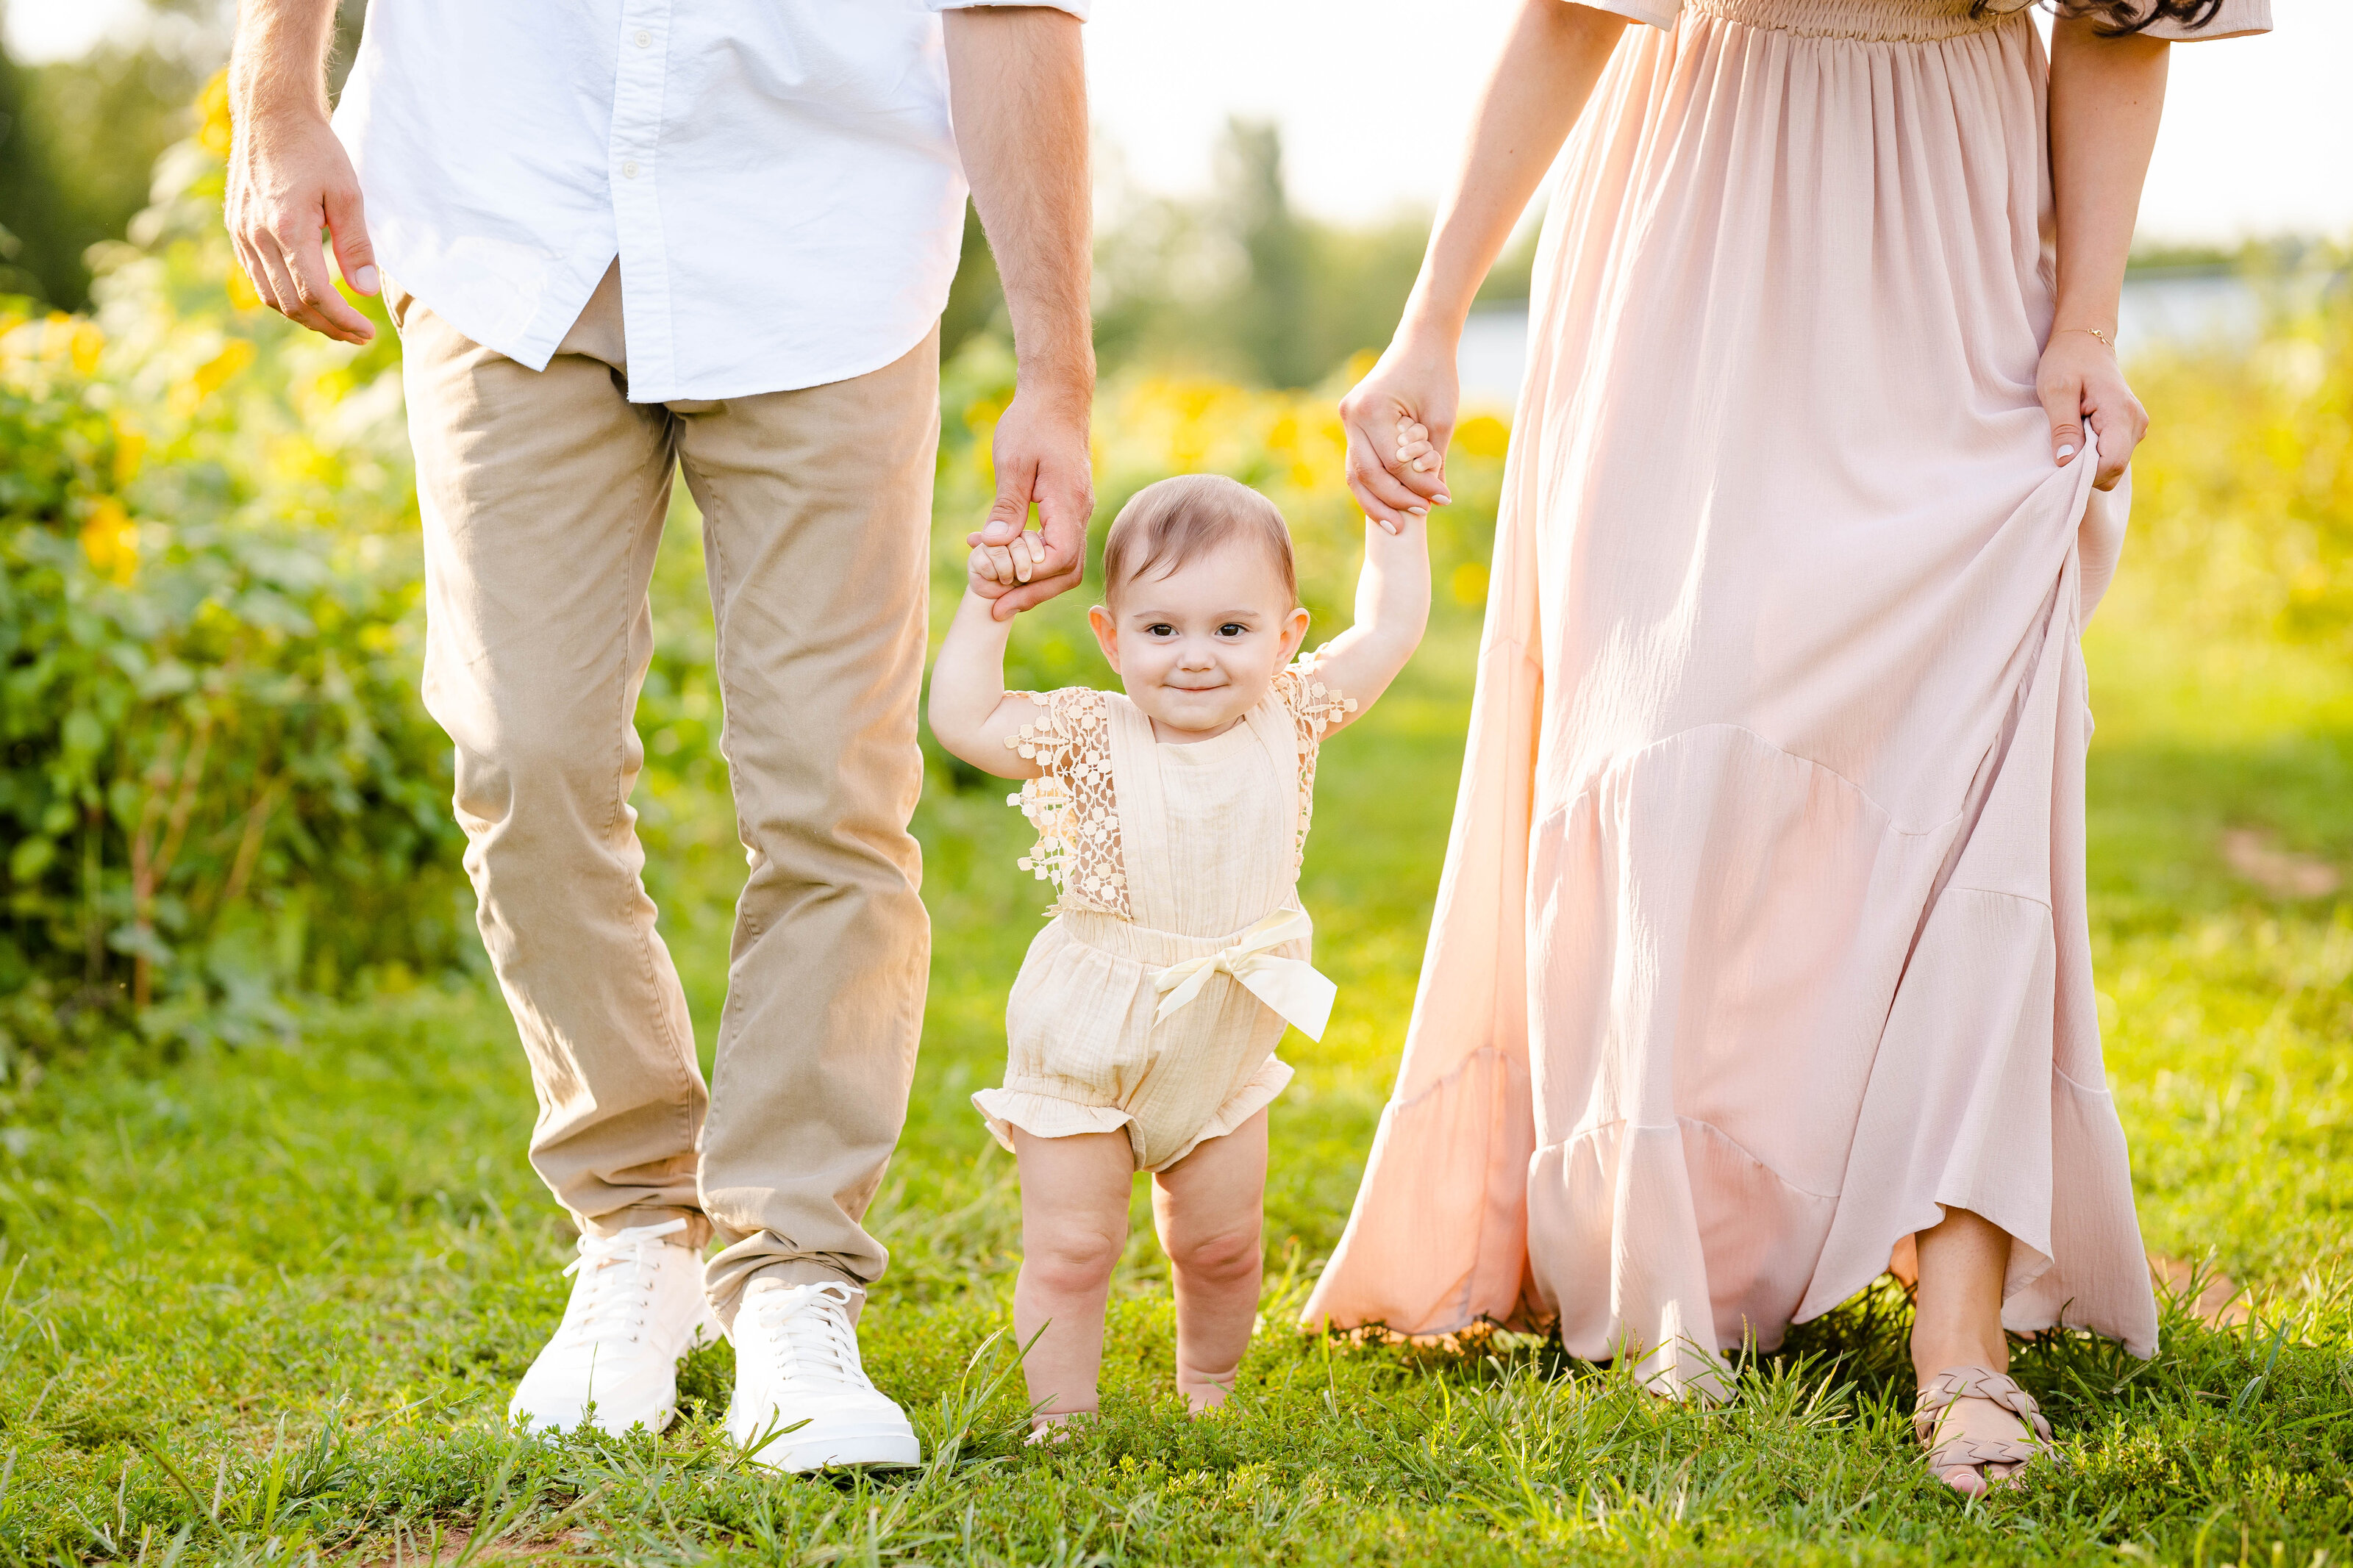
[[227, 0, 378, 345], [967, 388, 1093, 619], [944, 6, 1095, 620]]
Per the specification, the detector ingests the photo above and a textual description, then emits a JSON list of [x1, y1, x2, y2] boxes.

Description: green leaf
[[7, 836, 55, 881]]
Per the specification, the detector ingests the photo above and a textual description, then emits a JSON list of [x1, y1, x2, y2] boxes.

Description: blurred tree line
[[0, 35, 205, 308], [0, 1, 2324, 379], [947, 117, 1537, 387]]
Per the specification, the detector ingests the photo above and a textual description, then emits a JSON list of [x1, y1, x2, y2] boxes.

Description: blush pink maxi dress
[[1303, 0, 2271, 1392]]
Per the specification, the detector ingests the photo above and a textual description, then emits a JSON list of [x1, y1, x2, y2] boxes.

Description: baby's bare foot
[[1026, 1411, 1090, 1445], [1178, 1375, 1233, 1417]]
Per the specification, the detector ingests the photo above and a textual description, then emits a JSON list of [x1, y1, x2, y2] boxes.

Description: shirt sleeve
[[2137, 0, 2270, 40], [930, 0, 1090, 18]]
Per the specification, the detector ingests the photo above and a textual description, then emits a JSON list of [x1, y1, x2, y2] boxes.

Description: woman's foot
[[1908, 1209, 2049, 1495], [1914, 1367, 2052, 1497]]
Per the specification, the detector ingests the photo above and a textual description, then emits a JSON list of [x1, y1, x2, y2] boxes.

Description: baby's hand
[[1394, 420, 1442, 479], [968, 532, 1049, 595]]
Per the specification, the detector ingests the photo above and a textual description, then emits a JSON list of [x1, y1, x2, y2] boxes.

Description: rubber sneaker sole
[[740, 1423, 921, 1473]]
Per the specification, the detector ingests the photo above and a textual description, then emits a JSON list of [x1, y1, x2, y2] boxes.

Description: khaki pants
[[392, 265, 936, 1315]]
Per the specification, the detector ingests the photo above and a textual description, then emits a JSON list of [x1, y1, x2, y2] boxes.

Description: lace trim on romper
[[1007, 651, 1355, 908], [1005, 687, 1129, 917], [1270, 654, 1357, 874]]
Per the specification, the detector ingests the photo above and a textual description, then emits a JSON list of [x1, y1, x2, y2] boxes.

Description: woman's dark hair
[[1972, 0, 2226, 32]]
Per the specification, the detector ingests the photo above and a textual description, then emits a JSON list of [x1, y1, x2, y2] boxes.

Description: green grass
[[0, 563, 2349, 1567]]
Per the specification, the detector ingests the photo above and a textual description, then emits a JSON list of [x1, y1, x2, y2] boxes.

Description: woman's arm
[[2042, 15, 2170, 491], [929, 546, 1049, 779], [1340, 1, 1629, 529], [1303, 512, 1432, 734]]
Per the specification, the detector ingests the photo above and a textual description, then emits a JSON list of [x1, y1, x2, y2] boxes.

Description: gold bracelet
[[2056, 325, 2115, 350]]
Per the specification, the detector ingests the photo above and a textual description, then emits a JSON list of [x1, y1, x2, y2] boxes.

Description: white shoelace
[[554, 1218, 688, 1350], [749, 1282, 871, 1389]]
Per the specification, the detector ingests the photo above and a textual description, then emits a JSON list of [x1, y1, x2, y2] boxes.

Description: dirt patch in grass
[[2221, 827, 2340, 899], [349, 1528, 588, 1567]]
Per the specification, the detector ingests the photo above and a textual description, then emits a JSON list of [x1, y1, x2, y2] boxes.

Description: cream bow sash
[[1151, 908, 1336, 1042]]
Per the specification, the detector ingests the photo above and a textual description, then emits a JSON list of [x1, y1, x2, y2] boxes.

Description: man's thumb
[[978, 470, 1033, 545], [326, 185, 379, 296]]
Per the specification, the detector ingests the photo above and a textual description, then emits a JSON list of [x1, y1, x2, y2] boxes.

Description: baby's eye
[[1218, 623, 1249, 638], [1145, 623, 1176, 637]]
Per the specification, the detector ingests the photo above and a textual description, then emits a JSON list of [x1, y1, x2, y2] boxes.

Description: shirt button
[[635, 29, 650, 46], [622, 160, 640, 179]]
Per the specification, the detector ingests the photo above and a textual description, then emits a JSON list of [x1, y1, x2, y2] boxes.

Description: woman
[[1307, 0, 2270, 1494]]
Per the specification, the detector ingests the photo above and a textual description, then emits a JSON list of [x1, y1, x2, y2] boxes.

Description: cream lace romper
[[972, 662, 1355, 1172]]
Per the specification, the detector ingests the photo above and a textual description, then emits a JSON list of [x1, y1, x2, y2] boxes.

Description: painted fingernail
[[2057, 444, 2075, 460]]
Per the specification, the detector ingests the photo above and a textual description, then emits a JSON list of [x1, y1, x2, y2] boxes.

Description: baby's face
[[1088, 538, 1310, 741]]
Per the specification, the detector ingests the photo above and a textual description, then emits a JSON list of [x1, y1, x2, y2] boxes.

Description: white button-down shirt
[[335, 0, 1087, 404]]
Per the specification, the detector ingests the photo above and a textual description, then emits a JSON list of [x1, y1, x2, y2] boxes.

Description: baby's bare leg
[[1010, 1128, 1135, 1428], [1151, 1108, 1269, 1414]]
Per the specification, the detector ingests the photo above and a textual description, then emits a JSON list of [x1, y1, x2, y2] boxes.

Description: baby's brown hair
[[1101, 474, 1298, 609]]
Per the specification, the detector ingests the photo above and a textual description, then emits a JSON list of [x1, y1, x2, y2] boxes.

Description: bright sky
[[13, 0, 2347, 245]]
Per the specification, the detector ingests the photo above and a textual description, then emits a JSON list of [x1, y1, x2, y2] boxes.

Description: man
[[225, 0, 1093, 1469]]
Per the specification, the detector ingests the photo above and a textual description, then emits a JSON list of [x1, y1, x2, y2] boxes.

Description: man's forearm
[[229, 0, 340, 123], [943, 7, 1093, 398]]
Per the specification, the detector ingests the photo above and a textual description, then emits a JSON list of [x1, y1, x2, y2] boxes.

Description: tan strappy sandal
[[1913, 1367, 2054, 1496]]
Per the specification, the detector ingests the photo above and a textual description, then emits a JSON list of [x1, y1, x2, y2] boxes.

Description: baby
[[929, 472, 1429, 1431]]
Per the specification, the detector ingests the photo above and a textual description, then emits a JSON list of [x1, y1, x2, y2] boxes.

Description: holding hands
[[1338, 342, 1458, 534], [969, 529, 1050, 593], [965, 385, 1095, 620]]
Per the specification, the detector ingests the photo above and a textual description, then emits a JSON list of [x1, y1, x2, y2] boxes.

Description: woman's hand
[[2036, 328, 2147, 492], [1340, 334, 1459, 532]]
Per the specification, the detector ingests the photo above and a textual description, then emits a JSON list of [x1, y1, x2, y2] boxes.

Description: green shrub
[[0, 84, 465, 1061]]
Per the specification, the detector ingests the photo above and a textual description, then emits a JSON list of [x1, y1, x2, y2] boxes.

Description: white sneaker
[[726, 1279, 919, 1471], [508, 1219, 722, 1435]]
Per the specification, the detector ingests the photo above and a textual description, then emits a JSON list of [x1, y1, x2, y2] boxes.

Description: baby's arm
[[929, 542, 1051, 779], [1302, 495, 1432, 734]]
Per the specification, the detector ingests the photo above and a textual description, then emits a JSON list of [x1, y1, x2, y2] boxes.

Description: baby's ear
[[1087, 603, 1121, 671]]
